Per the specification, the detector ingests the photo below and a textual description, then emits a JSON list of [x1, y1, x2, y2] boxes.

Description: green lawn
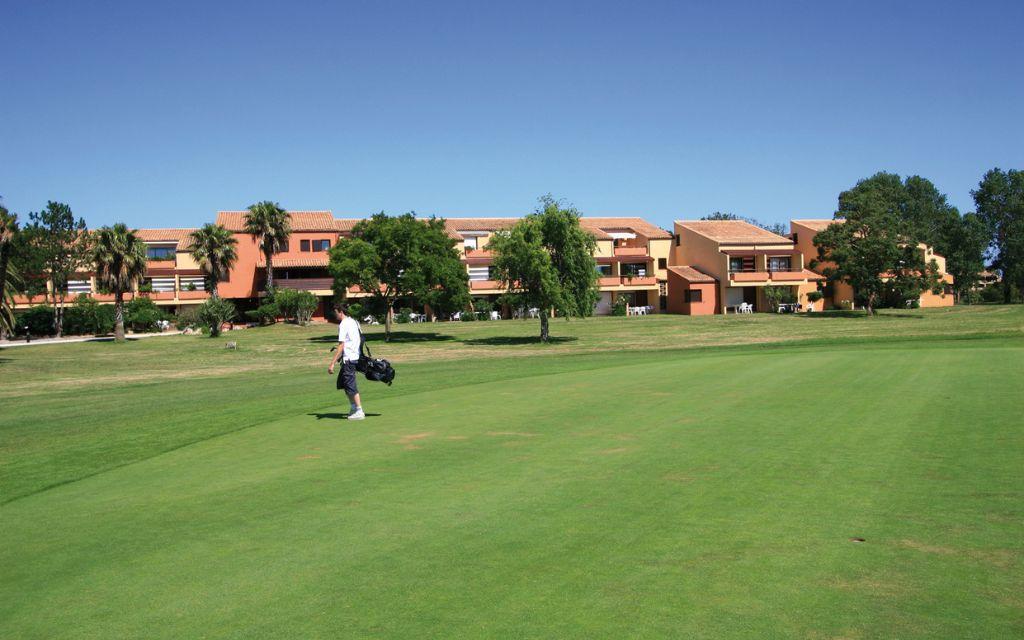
[[1, 307, 1022, 638]]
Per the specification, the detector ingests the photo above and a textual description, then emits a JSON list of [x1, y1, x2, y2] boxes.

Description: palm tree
[[91, 223, 147, 341], [244, 201, 291, 292], [189, 223, 238, 298], [0, 204, 19, 338]]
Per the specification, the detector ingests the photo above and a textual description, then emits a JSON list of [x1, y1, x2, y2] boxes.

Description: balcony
[[469, 280, 503, 291], [613, 246, 649, 257], [276, 277, 334, 291], [728, 270, 817, 284], [599, 276, 658, 288]]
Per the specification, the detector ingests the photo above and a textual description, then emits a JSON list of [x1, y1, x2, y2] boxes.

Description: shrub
[[611, 297, 628, 316], [396, 307, 413, 324], [185, 282, 197, 292], [245, 302, 279, 326], [764, 285, 797, 312], [63, 295, 115, 335], [275, 289, 318, 325], [806, 290, 823, 303], [980, 284, 1007, 303], [198, 297, 237, 337], [138, 281, 154, 293], [126, 297, 169, 332], [460, 309, 477, 321], [17, 305, 55, 336], [346, 302, 364, 320], [473, 298, 493, 320], [175, 306, 201, 331]]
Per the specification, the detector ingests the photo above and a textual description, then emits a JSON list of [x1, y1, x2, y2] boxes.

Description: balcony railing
[[275, 277, 334, 291], [613, 246, 649, 257], [729, 270, 808, 283], [599, 276, 658, 287]]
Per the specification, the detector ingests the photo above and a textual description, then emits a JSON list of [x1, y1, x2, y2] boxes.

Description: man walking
[[327, 302, 365, 420]]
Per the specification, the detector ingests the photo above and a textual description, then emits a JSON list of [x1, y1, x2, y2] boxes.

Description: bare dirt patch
[[899, 539, 957, 555], [395, 432, 434, 449], [297, 455, 321, 460], [486, 431, 539, 438]]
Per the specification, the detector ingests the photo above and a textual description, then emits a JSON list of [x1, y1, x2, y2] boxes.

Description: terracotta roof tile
[[677, 220, 792, 244], [791, 219, 842, 232], [667, 265, 717, 283], [256, 255, 330, 268], [580, 217, 673, 240], [136, 228, 198, 251], [216, 211, 336, 232]]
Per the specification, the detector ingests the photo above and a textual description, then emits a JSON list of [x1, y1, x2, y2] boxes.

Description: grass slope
[[1, 308, 1022, 638]]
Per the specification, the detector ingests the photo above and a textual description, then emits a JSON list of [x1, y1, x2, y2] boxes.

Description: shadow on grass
[[306, 331, 456, 344], [308, 412, 383, 420], [797, 310, 923, 320], [461, 335, 579, 346]]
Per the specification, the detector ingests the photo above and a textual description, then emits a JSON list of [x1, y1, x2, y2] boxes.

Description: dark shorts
[[337, 361, 359, 394]]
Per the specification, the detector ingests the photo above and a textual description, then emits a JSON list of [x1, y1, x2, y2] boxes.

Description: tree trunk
[[114, 292, 125, 341], [540, 311, 550, 342], [54, 292, 66, 338], [384, 300, 394, 342], [265, 249, 274, 292], [0, 244, 9, 340], [865, 293, 875, 316], [1004, 278, 1012, 304]]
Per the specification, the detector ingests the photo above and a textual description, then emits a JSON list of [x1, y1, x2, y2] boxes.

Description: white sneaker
[[348, 409, 365, 420]]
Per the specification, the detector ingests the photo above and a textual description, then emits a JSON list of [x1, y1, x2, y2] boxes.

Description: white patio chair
[[490, 311, 500, 320]]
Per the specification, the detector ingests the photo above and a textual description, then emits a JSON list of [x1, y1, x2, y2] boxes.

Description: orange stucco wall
[[666, 270, 718, 315], [218, 231, 340, 299]]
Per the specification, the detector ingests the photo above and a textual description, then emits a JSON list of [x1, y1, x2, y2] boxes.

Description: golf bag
[[356, 331, 396, 386]]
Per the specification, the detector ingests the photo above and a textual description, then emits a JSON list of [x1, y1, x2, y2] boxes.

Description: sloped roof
[[216, 211, 336, 232], [791, 218, 842, 232], [255, 255, 330, 268], [580, 217, 673, 240], [667, 265, 717, 283], [136, 228, 198, 251], [677, 220, 792, 245]]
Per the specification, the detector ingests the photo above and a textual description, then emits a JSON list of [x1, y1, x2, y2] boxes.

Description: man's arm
[[327, 337, 345, 373]]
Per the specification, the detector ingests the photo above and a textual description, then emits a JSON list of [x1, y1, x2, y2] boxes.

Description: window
[[620, 263, 647, 277], [658, 258, 667, 270], [313, 239, 331, 251], [300, 239, 311, 252], [791, 233, 799, 245], [596, 264, 612, 276], [275, 240, 289, 254], [464, 236, 478, 250], [674, 234, 680, 247], [767, 256, 791, 272], [146, 246, 176, 260], [685, 289, 703, 303], [468, 266, 490, 281], [729, 256, 754, 272]]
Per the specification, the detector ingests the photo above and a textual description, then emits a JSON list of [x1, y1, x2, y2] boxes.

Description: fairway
[[2, 310, 1023, 638]]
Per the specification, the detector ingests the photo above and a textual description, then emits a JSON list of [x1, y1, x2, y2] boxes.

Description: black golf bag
[[355, 332, 396, 386]]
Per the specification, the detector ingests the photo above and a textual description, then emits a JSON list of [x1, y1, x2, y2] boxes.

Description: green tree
[[489, 196, 599, 341], [189, 223, 238, 298], [197, 297, 237, 337], [813, 173, 940, 315], [274, 288, 318, 325], [0, 203, 19, 338], [329, 212, 470, 341], [937, 212, 989, 303], [244, 201, 291, 292], [25, 201, 90, 337], [91, 223, 147, 341], [972, 168, 1024, 303]]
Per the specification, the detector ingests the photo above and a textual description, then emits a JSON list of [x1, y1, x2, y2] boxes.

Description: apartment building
[[790, 219, 955, 309], [666, 220, 824, 314], [11, 228, 210, 311], [443, 217, 672, 314]]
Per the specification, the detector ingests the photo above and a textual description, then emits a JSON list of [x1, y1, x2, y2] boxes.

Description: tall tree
[[972, 168, 1024, 303], [813, 173, 940, 315], [489, 196, 599, 341], [0, 204, 19, 338], [329, 212, 470, 341], [189, 223, 238, 298], [25, 201, 90, 337], [937, 212, 989, 302], [91, 224, 147, 341], [244, 201, 291, 292]]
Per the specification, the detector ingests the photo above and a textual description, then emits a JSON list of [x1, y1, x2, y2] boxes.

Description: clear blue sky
[[2, 0, 1021, 231]]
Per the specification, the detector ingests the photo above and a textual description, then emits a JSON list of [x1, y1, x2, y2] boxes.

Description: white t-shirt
[[337, 316, 362, 362]]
